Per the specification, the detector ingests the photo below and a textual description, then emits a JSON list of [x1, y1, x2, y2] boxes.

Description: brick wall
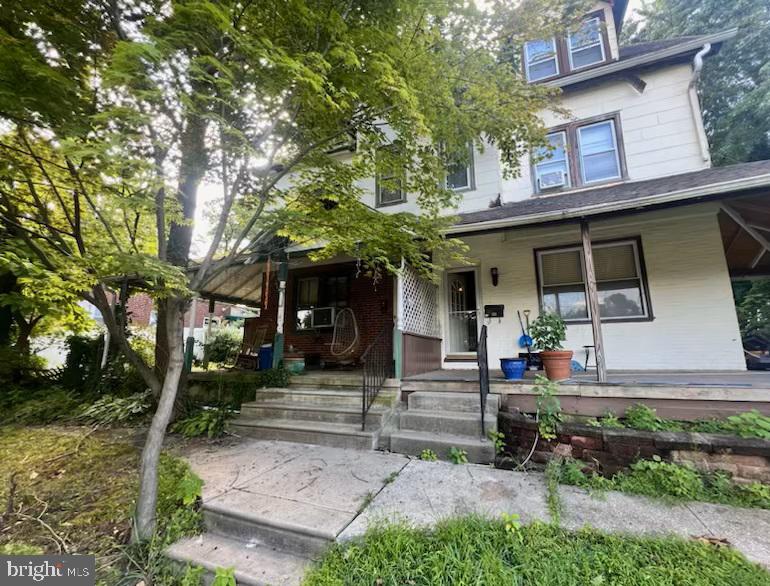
[[499, 411, 770, 483], [243, 262, 394, 365]]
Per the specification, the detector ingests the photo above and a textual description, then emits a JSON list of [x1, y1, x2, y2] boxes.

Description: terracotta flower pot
[[540, 350, 573, 381]]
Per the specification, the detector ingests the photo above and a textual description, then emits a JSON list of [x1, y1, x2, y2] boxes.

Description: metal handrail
[[361, 324, 393, 431], [477, 324, 489, 437]]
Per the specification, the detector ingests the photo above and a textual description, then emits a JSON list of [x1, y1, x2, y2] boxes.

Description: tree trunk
[[0, 271, 17, 347], [13, 314, 35, 356], [133, 296, 185, 541]]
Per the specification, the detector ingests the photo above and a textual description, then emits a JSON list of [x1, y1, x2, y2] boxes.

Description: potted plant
[[529, 312, 572, 381]]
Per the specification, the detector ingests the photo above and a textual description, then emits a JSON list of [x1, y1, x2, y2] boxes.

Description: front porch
[[401, 368, 770, 419]]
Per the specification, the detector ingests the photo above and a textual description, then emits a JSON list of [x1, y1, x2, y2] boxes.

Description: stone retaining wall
[[499, 411, 770, 483]]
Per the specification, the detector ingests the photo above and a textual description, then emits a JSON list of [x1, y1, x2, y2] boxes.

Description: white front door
[[447, 269, 479, 353]]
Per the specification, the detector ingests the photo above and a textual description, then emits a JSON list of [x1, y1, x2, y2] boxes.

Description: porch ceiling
[[719, 194, 770, 278], [197, 261, 265, 306]]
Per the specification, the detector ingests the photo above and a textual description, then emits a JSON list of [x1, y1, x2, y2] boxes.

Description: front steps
[[389, 391, 500, 464], [229, 374, 398, 451], [167, 485, 335, 584]]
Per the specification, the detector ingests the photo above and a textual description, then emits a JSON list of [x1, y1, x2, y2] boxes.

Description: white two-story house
[[204, 0, 770, 381]]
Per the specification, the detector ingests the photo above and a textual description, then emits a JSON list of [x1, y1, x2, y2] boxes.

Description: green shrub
[[172, 406, 234, 438], [78, 391, 153, 425], [204, 327, 243, 364], [529, 312, 567, 351], [616, 456, 703, 499]]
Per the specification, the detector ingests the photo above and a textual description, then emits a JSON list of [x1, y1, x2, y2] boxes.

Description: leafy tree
[[0, 0, 589, 543], [734, 279, 770, 339], [622, 0, 770, 165]]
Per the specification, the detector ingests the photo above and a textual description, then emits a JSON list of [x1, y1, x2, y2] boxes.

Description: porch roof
[[451, 160, 770, 235], [196, 261, 266, 307]]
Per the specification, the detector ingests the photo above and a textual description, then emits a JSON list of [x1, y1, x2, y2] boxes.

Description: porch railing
[[361, 324, 393, 431], [477, 324, 489, 438]]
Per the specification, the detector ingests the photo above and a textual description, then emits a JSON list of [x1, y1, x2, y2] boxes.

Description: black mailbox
[[484, 304, 504, 318]]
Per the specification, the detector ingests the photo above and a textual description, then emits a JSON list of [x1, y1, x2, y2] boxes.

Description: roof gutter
[[689, 43, 713, 163], [449, 172, 770, 236], [545, 28, 737, 90]]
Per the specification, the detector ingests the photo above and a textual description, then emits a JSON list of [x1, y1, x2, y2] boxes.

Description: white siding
[[356, 139, 504, 215], [503, 64, 709, 204], [437, 204, 745, 371]]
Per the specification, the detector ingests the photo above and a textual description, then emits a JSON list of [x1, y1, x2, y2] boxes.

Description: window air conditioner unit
[[311, 307, 335, 328], [538, 171, 567, 190]]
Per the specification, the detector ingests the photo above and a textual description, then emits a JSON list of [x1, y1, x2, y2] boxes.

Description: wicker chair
[[330, 308, 359, 366]]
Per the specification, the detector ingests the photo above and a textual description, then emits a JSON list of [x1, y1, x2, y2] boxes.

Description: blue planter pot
[[500, 357, 527, 380]]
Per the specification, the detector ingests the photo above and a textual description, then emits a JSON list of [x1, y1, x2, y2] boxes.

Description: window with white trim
[[524, 38, 559, 81], [445, 144, 474, 191], [534, 131, 570, 191], [568, 17, 605, 70], [578, 119, 621, 184], [536, 240, 650, 322], [376, 145, 405, 206]]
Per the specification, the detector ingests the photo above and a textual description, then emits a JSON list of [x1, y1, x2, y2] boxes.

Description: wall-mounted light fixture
[[490, 267, 499, 287]]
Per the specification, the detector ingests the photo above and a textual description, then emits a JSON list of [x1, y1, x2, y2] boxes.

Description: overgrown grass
[[555, 456, 770, 509], [303, 516, 770, 585], [0, 425, 203, 584]]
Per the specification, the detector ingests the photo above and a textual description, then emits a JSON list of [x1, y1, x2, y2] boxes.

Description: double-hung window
[[445, 144, 475, 191], [524, 39, 559, 81], [578, 119, 621, 184], [376, 145, 405, 206], [534, 115, 624, 193], [568, 17, 605, 70], [534, 132, 570, 191], [295, 275, 349, 330], [537, 239, 650, 322]]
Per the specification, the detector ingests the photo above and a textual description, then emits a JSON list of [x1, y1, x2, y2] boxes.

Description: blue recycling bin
[[258, 344, 273, 370]]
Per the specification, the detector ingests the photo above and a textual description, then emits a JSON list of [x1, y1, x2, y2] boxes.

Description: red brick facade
[[124, 293, 244, 328], [243, 262, 394, 366]]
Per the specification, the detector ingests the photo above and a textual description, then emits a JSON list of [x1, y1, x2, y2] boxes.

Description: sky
[[190, 0, 648, 257]]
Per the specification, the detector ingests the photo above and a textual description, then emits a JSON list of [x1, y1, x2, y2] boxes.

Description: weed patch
[[555, 456, 770, 509], [303, 516, 769, 585]]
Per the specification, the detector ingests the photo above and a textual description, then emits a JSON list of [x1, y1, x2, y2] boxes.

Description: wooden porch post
[[202, 297, 216, 370], [272, 261, 289, 369], [580, 219, 607, 383]]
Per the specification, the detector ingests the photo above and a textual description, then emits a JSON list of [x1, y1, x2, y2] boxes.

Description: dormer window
[[534, 132, 570, 191], [568, 17, 605, 70], [525, 39, 559, 81]]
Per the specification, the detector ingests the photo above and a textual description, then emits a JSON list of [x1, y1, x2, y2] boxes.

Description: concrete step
[[240, 402, 386, 427], [407, 391, 500, 414], [389, 429, 497, 464], [166, 533, 310, 586], [255, 387, 396, 408], [289, 373, 399, 391], [229, 418, 379, 450], [399, 409, 497, 436]]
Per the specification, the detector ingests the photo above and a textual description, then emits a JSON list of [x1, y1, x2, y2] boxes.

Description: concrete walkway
[[172, 439, 770, 582], [343, 457, 770, 569]]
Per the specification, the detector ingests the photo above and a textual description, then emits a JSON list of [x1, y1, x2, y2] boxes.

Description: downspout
[[689, 43, 712, 164]]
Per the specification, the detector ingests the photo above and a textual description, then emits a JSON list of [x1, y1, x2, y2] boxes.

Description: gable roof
[[451, 160, 770, 235], [546, 29, 736, 90]]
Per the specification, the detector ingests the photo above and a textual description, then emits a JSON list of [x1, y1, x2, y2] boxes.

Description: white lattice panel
[[402, 264, 440, 338]]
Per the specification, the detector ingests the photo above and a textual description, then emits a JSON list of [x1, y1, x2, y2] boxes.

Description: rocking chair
[[235, 325, 268, 370], [330, 308, 359, 367]]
